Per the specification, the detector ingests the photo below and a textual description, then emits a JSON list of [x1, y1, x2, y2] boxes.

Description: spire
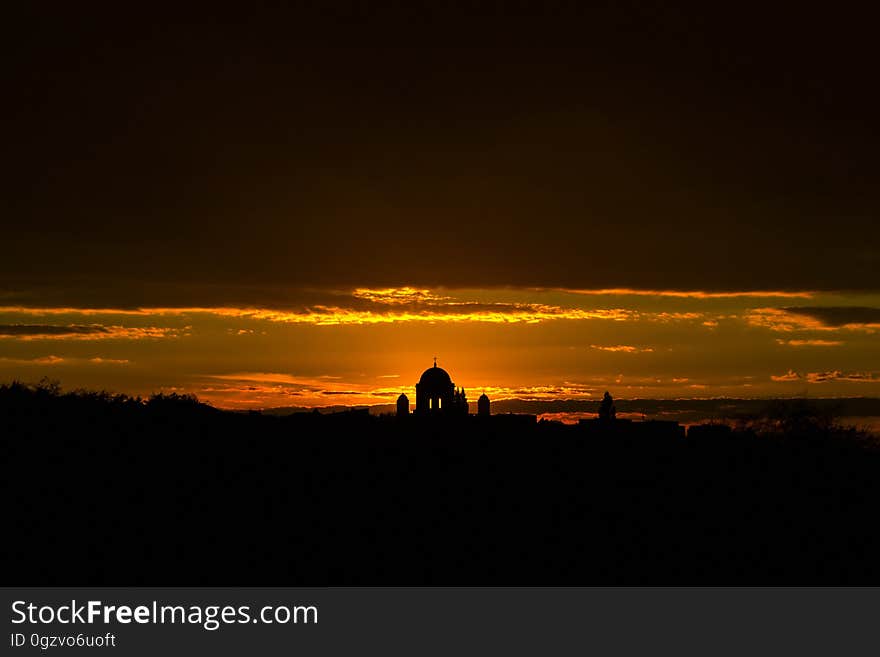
[[433, 355, 437, 368]]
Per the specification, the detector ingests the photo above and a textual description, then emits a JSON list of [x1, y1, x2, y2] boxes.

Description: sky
[[2, 287, 879, 408], [2, 4, 878, 408]]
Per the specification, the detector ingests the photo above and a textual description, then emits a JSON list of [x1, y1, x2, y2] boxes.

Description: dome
[[418, 365, 453, 388], [397, 393, 408, 402], [478, 393, 489, 401]]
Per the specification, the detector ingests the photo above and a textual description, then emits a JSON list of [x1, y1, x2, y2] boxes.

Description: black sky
[[4, 3, 879, 305]]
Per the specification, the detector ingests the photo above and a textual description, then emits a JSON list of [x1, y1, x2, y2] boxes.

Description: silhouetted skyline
[[6, 378, 880, 584]]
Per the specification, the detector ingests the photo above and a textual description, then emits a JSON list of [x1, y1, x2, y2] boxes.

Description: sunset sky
[[3, 5, 878, 409], [2, 287, 879, 408]]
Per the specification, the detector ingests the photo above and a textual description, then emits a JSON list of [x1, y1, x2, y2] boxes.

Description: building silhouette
[[414, 359, 470, 416], [478, 393, 490, 416], [397, 393, 409, 416]]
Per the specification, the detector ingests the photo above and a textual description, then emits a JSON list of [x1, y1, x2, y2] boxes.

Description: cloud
[[0, 303, 642, 326], [747, 307, 880, 333], [33, 355, 65, 365], [195, 370, 416, 409], [493, 383, 597, 400], [771, 369, 880, 383], [805, 371, 880, 384], [562, 288, 814, 299], [0, 286, 737, 327], [0, 324, 103, 336], [0, 284, 819, 317], [0, 355, 129, 366], [206, 372, 322, 390], [351, 288, 448, 305], [746, 308, 828, 332], [218, 302, 642, 325], [651, 312, 705, 322], [771, 370, 801, 382], [6, 289, 874, 331], [0, 324, 181, 340], [776, 339, 843, 347], [590, 344, 654, 353], [781, 306, 880, 328]]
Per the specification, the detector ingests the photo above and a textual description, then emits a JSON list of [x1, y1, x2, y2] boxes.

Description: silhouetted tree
[[599, 391, 616, 421], [36, 377, 62, 397]]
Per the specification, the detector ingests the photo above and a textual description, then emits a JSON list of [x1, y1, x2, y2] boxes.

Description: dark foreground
[[3, 383, 880, 584]]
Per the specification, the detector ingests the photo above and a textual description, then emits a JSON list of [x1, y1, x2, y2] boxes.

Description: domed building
[[415, 359, 469, 416]]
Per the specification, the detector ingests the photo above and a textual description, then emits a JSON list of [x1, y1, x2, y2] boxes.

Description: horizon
[[9, 376, 880, 427], [2, 286, 879, 408]]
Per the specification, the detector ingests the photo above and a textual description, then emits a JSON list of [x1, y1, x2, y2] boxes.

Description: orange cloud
[[558, 288, 814, 299], [805, 371, 880, 384], [747, 307, 880, 333], [351, 287, 447, 304], [1, 304, 642, 325], [33, 355, 65, 365], [776, 339, 844, 347], [652, 312, 705, 322], [771, 370, 801, 382], [771, 369, 880, 383], [203, 305, 641, 325], [590, 344, 654, 353], [747, 308, 833, 332], [0, 355, 129, 366]]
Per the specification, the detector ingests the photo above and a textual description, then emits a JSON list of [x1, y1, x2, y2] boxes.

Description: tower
[[478, 393, 490, 416], [397, 393, 409, 416]]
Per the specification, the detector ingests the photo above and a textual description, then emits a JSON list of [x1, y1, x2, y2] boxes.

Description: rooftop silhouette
[[3, 376, 880, 585]]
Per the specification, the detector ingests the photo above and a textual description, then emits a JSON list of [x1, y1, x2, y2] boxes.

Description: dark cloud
[[0, 282, 357, 312], [0, 324, 110, 336], [1, 282, 555, 312], [0, 324, 178, 340], [0, 285, 620, 321], [4, 4, 879, 297], [782, 307, 880, 327]]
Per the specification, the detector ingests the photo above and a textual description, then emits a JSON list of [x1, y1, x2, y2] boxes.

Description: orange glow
[[3, 287, 879, 409]]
